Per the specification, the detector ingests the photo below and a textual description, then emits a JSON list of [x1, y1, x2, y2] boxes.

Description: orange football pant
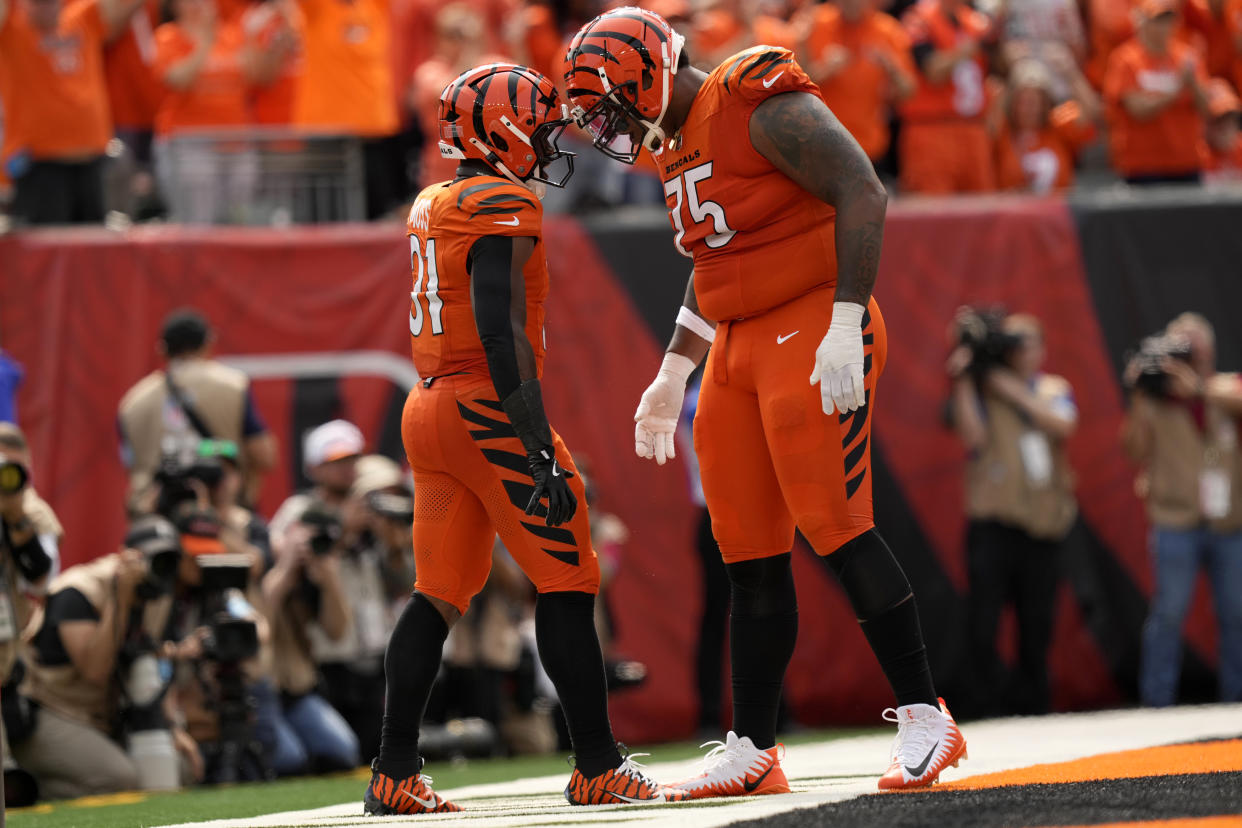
[[401, 373, 599, 615], [694, 290, 887, 563]]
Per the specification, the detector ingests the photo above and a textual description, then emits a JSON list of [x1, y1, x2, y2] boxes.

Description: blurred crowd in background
[[3, 0, 1242, 226]]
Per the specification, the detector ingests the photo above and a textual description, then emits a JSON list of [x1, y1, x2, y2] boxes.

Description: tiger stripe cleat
[[565, 752, 689, 805], [363, 760, 462, 815]]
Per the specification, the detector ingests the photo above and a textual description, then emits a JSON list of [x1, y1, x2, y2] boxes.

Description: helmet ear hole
[[489, 131, 510, 153], [642, 69, 654, 92]]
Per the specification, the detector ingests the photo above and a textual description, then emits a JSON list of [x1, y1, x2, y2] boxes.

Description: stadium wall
[[3, 191, 1241, 743]]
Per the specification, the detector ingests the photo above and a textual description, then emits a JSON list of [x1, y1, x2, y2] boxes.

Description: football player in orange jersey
[[363, 63, 687, 815], [564, 7, 966, 795]]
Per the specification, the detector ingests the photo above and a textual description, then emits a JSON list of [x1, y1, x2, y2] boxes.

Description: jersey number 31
[[410, 236, 444, 336]]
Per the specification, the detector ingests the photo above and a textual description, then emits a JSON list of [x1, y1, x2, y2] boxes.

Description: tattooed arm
[[748, 91, 886, 306]]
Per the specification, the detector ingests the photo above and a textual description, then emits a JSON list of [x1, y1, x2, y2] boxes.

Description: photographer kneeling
[[1122, 313, 1242, 706], [947, 311, 1077, 716], [13, 517, 184, 799], [264, 427, 360, 773]]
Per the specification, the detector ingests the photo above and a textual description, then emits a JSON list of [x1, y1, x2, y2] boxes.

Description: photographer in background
[[12, 517, 184, 799], [262, 419, 361, 773], [314, 454, 413, 761], [1122, 312, 1242, 707], [947, 311, 1078, 716], [118, 309, 277, 511], [0, 423, 58, 803]]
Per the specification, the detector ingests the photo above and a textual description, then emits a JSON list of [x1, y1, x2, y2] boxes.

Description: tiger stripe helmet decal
[[438, 63, 576, 189], [562, 7, 685, 164]]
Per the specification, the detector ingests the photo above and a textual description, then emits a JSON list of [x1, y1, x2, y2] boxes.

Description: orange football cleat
[[668, 731, 791, 799], [565, 753, 689, 805], [877, 697, 967, 790], [363, 761, 462, 815]]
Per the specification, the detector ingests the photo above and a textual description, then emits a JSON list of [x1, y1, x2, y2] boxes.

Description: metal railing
[[153, 127, 366, 225]]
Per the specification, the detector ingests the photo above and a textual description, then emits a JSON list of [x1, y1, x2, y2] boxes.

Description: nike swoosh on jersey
[[776, 331, 799, 344], [762, 71, 785, 88], [494, 216, 521, 226], [743, 762, 776, 793], [398, 788, 441, 810], [905, 740, 940, 779]]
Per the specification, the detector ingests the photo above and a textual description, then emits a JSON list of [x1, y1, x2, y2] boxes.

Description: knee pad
[[726, 553, 797, 617], [822, 530, 912, 621]]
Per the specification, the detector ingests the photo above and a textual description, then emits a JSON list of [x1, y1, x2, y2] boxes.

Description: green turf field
[[9, 729, 866, 828]]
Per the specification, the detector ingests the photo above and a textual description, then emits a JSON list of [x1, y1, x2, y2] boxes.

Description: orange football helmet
[[563, 7, 685, 164], [438, 63, 575, 189]]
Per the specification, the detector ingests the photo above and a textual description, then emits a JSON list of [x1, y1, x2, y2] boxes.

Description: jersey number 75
[[664, 162, 737, 258]]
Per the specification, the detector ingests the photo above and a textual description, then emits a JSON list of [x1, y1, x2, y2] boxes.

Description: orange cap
[[181, 534, 226, 556]]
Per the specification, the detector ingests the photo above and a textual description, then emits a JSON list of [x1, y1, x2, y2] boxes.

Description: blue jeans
[[280, 692, 361, 773], [250, 680, 309, 776], [1140, 525, 1242, 706]]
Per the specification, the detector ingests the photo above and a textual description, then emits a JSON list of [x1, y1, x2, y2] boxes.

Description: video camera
[[1128, 332, 1195, 398], [954, 306, 1025, 375], [197, 555, 260, 664]]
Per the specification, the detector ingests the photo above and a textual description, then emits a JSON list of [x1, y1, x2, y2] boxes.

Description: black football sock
[[822, 530, 938, 708], [727, 554, 798, 750], [535, 591, 622, 778], [376, 592, 449, 779]]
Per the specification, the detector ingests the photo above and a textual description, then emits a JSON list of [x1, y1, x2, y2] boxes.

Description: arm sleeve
[[468, 235, 524, 401], [241, 387, 268, 438]]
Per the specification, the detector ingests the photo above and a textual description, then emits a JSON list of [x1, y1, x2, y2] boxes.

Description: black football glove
[[525, 447, 577, 527]]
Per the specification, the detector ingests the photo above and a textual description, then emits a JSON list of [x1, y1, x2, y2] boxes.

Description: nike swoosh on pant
[[905, 740, 940, 778], [743, 762, 775, 793]]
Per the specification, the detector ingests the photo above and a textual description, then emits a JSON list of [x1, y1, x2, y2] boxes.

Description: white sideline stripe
[[219, 352, 421, 391], [158, 704, 1242, 828]]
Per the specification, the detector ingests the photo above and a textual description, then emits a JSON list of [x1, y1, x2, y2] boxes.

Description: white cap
[[303, 420, 364, 470], [350, 454, 405, 497]]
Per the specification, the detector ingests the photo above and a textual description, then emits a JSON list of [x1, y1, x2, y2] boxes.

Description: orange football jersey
[[406, 176, 548, 381], [657, 46, 837, 323]]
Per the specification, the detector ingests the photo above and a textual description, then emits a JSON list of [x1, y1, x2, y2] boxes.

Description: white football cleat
[[877, 697, 967, 790], [668, 731, 790, 799]]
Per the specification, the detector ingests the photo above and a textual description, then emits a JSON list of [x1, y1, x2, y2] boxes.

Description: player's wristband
[[658, 352, 697, 383], [830, 301, 866, 330], [675, 306, 716, 343], [501, 379, 556, 459]]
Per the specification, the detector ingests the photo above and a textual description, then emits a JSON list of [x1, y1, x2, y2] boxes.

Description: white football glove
[[634, 352, 697, 465], [809, 302, 867, 416]]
